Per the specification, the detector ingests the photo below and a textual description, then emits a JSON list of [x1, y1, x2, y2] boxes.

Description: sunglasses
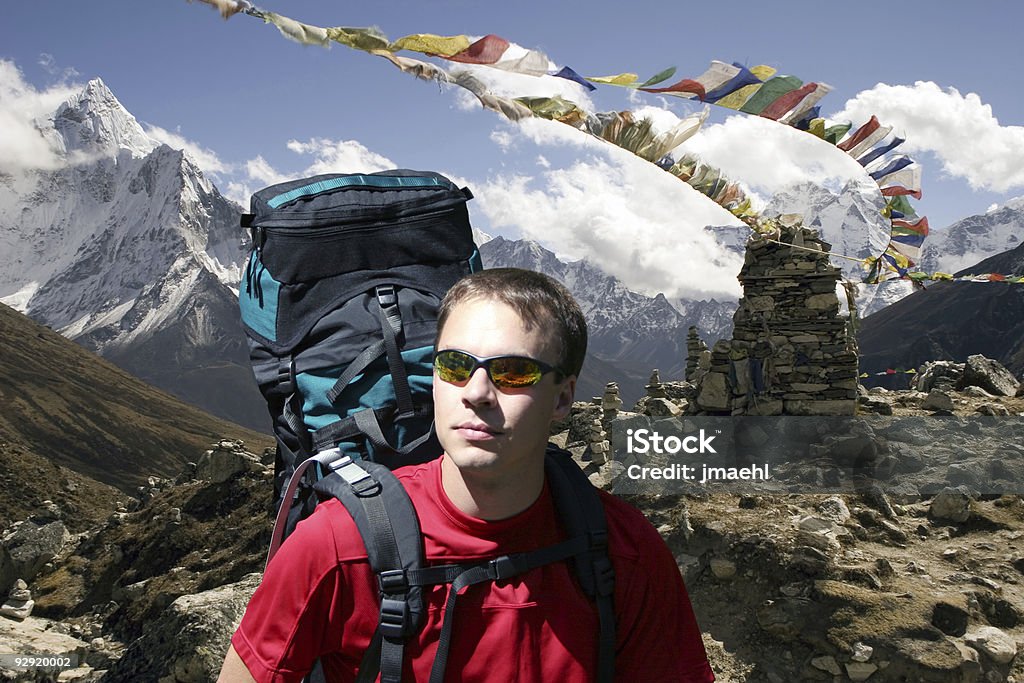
[[433, 349, 562, 388]]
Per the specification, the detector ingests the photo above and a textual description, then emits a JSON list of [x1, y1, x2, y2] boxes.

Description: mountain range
[[480, 236, 736, 404]]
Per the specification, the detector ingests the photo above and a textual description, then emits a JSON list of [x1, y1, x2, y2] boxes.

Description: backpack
[[238, 169, 615, 682]]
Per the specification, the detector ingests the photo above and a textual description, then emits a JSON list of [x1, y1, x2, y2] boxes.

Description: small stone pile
[[645, 370, 666, 398], [696, 223, 858, 416], [0, 579, 33, 620], [643, 369, 682, 417], [601, 382, 622, 425], [586, 418, 609, 465], [686, 327, 709, 382]]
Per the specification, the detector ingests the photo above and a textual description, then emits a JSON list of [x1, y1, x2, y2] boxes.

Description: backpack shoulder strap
[[310, 454, 426, 683], [544, 445, 617, 683]]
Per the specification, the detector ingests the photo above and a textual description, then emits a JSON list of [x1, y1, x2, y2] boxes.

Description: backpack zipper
[[259, 208, 460, 241]]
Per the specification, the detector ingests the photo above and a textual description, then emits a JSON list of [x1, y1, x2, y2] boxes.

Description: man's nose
[[461, 366, 497, 405]]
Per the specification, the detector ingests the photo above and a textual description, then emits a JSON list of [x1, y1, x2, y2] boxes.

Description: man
[[220, 268, 714, 682]]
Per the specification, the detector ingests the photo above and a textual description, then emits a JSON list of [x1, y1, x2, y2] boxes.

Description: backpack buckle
[[376, 284, 398, 308], [379, 598, 408, 639], [488, 555, 517, 581], [379, 569, 408, 594]]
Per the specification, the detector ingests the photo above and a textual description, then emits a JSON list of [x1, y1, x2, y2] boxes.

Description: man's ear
[[552, 375, 576, 421]]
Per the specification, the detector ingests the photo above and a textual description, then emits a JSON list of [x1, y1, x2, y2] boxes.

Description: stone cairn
[[0, 579, 33, 620], [645, 370, 666, 398], [695, 223, 858, 416], [601, 382, 622, 423], [685, 327, 709, 382], [586, 418, 609, 465], [644, 370, 682, 417]]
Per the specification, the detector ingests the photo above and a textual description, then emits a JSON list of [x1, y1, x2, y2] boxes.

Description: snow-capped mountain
[[764, 180, 892, 278], [480, 236, 735, 403], [764, 181, 919, 317], [765, 184, 1024, 318], [917, 201, 1024, 276], [0, 79, 265, 429]]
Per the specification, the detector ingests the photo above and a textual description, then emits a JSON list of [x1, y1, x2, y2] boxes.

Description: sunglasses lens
[[434, 350, 476, 383], [489, 357, 543, 387]]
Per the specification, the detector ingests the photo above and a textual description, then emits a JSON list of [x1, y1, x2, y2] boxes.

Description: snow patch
[[0, 282, 40, 312]]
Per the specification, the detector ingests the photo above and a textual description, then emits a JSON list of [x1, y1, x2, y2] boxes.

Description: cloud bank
[[475, 118, 746, 300], [0, 60, 81, 174], [832, 81, 1024, 193]]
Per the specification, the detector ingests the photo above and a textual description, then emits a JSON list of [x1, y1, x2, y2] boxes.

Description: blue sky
[[2, 0, 1023, 299]]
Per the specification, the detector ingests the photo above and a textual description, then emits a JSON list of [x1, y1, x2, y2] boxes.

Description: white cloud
[[490, 129, 515, 151], [37, 53, 78, 81], [229, 139, 397, 202], [476, 154, 744, 301], [678, 114, 872, 200], [832, 81, 1024, 193], [244, 155, 288, 186], [224, 181, 254, 209], [0, 59, 81, 173], [144, 124, 231, 175], [285, 138, 395, 175]]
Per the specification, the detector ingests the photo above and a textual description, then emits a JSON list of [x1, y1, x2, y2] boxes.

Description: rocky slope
[[4, 376, 1024, 681]]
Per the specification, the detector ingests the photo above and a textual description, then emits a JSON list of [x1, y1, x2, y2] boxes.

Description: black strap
[[312, 460, 425, 683], [311, 406, 436, 462], [545, 448, 616, 683], [428, 537, 590, 683], [326, 340, 387, 405], [376, 285, 415, 418], [325, 285, 413, 414], [354, 632, 382, 683]]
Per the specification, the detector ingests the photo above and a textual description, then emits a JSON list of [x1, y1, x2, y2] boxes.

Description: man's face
[[433, 297, 575, 480]]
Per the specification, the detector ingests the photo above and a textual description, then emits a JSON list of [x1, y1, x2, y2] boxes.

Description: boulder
[[845, 661, 877, 681], [1, 520, 71, 592], [645, 398, 681, 417], [958, 355, 1020, 397], [921, 389, 954, 412], [964, 625, 1018, 664], [976, 403, 1011, 416], [103, 573, 262, 682], [930, 486, 973, 523], [196, 447, 260, 484]]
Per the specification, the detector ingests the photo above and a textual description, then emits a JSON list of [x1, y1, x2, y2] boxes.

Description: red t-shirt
[[233, 458, 714, 682]]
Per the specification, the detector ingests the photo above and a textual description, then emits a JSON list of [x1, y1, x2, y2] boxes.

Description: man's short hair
[[436, 268, 588, 379]]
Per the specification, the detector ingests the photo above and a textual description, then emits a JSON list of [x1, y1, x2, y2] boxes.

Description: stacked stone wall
[[694, 225, 858, 416]]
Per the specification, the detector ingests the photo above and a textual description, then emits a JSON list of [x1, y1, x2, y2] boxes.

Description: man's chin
[[443, 444, 502, 471]]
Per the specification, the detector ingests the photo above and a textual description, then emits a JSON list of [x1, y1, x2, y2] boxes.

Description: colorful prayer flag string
[[188, 3, 1023, 285]]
